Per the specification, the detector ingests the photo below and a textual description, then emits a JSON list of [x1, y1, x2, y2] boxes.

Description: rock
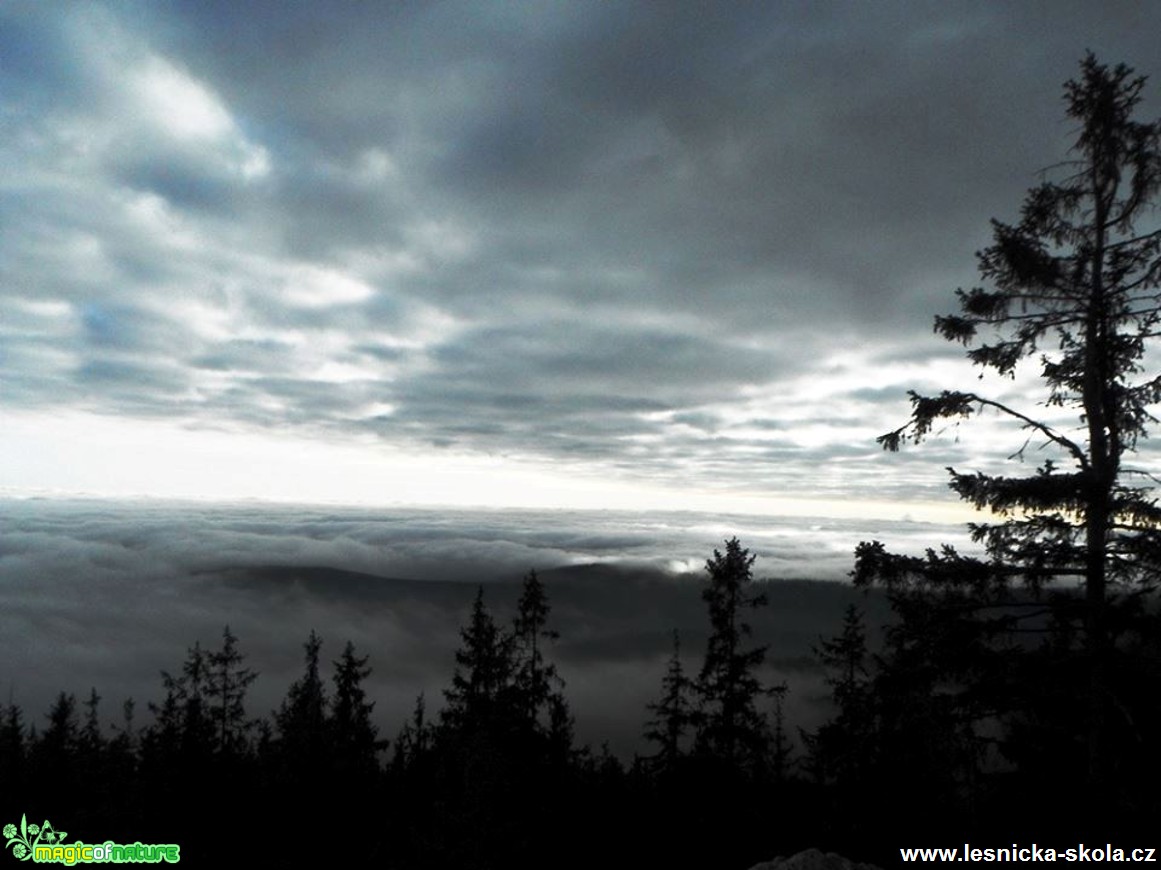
[[748, 848, 883, 870]]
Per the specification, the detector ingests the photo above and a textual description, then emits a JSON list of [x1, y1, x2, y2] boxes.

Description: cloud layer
[[2, 498, 964, 753], [4, 2, 1160, 507]]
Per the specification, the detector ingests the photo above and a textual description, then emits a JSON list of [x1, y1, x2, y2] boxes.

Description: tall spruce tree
[[330, 640, 380, 777], [106, 698, 136, 786], [164, 640, 214, 761], [441, 586, 515, 734], [34, 693, 80, 800], [804, 606, 874, 788], [206, 625, 257, 758], [391, 692, 430, 774], [857, 54, 1161, 813], [79, 688, 104, 757], [511, 570, 566, 737], [695, 538, 772, 774], [38, 692, 78, 761], [431, 587, 523, 868], [643, 629, 693, 772], [276, 630, 328, 774]]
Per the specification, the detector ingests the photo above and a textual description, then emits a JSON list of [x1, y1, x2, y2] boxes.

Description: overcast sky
[[4, 2, 1160, 518]]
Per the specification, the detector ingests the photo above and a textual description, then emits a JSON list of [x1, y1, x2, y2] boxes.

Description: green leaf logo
[[4, 815, 65, 862]]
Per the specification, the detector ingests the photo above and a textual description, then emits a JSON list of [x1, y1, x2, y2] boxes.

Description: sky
[[3, 2, 1161, 519]]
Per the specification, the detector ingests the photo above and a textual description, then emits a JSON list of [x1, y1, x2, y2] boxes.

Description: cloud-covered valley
[[2, 497, 973, 754]]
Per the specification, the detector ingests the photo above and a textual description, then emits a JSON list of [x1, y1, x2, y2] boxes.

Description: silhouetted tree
[[695, 538, 772, 774], [139, 639, 221, 846], [511, 569, 564, 735], [804, 606, 874, 788], [544, 689, 575, 770], [275, 630, 328, 775], [106, 698, 137, 789], [415, 579, 580, 869], [643, 629, 694, 772], [113, 698, 136, 748], [79, 687, 103, 755], [330, 639, 380, 778], [33, 693, 80, 805], [76, 686, 108, 816], [425, 587, 523, 868], [152, 640, 213, 763], [857, 53, 1161, 831], [38, 692, 78, 760], [0, 699, 27, 792], [391, 691, 430, 774], [206, 625, 257, 758], [441, 586, 515, 735]]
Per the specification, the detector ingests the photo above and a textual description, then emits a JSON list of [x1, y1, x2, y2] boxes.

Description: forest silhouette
[[5, 53, 1161, 869]]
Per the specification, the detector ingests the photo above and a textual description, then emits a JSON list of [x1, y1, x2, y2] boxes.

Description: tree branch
[[879, 390, 1090, 470]]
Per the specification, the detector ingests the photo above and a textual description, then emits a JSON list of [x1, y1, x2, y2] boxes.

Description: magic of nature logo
[[3, 815, 179, 865]]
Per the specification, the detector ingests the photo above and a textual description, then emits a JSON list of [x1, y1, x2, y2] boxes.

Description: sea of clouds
[[1, 496, 974, 755]]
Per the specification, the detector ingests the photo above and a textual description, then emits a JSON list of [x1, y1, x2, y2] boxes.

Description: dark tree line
[[0, 544, 811, 869], [3, 533, 1159, 866]]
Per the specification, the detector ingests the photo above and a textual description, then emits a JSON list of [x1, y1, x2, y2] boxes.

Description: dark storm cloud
[[374, 320, 790, 456], [3, 1, 1160, 500]]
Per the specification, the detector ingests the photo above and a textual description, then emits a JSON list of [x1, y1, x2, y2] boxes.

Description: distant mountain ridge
[[205, 561, 889, 670]]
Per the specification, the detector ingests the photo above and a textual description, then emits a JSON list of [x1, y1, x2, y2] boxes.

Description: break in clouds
[[1, 497, 969, 755], [4, 3, 1161, 504]]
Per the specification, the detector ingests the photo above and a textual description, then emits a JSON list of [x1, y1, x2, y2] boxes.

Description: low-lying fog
[[2, 497, 973, 755]]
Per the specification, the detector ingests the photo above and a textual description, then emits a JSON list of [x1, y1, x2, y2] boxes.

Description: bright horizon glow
[[0, 410, 977, 523]]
